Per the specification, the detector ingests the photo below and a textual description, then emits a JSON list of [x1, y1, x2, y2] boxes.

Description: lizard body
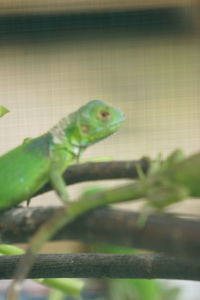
[[0, 100, 124, 210]]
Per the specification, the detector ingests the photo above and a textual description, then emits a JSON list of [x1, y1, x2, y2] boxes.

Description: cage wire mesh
[[0, 1, 199, 212], [0, 2, 199, 300], [0, 6, 199, 158], [0, 6, 199, 208]]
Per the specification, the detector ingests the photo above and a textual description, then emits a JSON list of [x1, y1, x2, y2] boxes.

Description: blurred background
[[0, 0, 200, 299]]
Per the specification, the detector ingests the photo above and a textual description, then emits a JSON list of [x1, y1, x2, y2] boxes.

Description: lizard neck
[[49, 115, 82, 159]]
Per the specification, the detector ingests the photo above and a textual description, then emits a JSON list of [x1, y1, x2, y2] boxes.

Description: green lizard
[[0, 100, 124, 211], [3, 99, 200, 299], [1, 100, 124, 300]]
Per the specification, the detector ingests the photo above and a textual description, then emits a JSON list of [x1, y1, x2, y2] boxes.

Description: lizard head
[[68, 100, 125, 155]]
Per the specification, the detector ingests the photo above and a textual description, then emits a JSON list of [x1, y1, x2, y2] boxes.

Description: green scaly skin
[[4, 100, 124, 300], [0, 100, 124, 210]]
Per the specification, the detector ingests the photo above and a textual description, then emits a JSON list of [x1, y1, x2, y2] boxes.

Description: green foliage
[[148, 149, 185, 176], [0, 105, 9, 118], [91, 245, 180, 300]]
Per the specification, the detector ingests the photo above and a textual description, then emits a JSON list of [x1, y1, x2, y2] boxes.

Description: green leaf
[[0, 105, 9, 118]]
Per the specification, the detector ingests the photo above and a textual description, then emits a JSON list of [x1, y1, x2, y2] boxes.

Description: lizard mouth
[[88, 119, 125, 145], [70, 114, 125, 153]]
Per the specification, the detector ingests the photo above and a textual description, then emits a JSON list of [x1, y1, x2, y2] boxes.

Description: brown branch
[[36, 158, 150, 195], [0, 207, 199, 259], [0, 253, 199, 280]]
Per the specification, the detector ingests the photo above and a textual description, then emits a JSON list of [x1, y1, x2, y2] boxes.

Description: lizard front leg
[[49, 169, 69, 204]]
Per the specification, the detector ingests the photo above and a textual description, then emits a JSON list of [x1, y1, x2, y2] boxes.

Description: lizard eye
[[98, 110, 111, 120], [81, 124, 90, 134]]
